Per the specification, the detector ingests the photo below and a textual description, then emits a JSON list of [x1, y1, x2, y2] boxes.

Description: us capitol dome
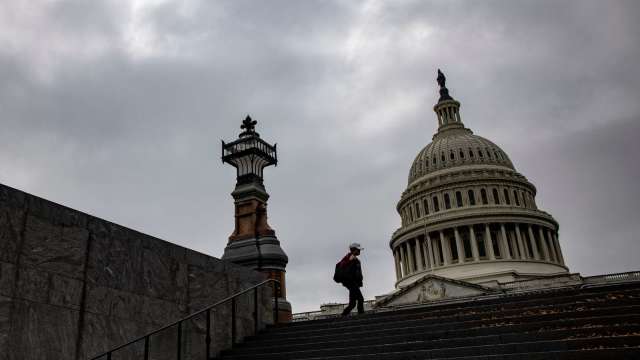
[[390, 70, 568, 288]]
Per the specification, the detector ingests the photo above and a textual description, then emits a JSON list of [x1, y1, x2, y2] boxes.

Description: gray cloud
[[0, 0, 638, 311]]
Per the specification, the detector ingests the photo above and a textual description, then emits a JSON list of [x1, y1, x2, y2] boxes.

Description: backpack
[[333, 261, 347, 283]]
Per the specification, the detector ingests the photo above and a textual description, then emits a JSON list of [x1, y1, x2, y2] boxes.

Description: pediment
[[376, 274, 498, 307]]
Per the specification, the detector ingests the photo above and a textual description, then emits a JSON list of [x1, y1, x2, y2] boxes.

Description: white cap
[[349, 242, 364, 251]]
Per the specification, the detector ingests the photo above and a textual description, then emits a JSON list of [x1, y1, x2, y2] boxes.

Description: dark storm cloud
[[0, 0, 638, 311], [515, 116, 640, 274]]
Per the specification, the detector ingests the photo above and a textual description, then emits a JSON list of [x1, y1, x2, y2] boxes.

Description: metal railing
[[221, 136, 277, 163], [90, 279, 281, 360]]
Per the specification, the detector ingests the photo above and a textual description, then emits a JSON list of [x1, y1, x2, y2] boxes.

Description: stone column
[[485, 224, 496, 260], [400, 245, 408, 276], [406, 240, 415, 274], [506, 227, 517, 259], [404, 243, 411, 273], [421, 238, 430, 270], [538, 227, 550, 261], [546, 229, 558, 262], [426, 233, 436, 268], [515, 224, 527, 259], [500, 223, 512, 260], [528, 225, 540, 260], [415, 239, 424, 271], [397, 249, 404, 278], [454, 227, 465, 264], [394, 249, 402, 280], [469, 226, 480, 261], [431, 239, 443, 266], [553, 232, 565, 265], [439, 231, 450, 266]]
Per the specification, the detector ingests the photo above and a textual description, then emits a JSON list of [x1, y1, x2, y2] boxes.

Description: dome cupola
[[408, 70, 515, 185], [390, 70, 568, 288], [434, 68, 464, 130]]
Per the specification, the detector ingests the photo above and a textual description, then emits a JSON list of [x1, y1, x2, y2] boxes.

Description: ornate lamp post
[[221, 115, 291, 322]]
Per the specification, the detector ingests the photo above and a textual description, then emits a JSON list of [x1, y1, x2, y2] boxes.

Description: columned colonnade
[[393, 221, 564, 280]]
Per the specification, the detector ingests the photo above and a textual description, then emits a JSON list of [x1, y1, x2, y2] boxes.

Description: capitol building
[[297, 70, 637, 317], [366, 71, 576, 308], [390, 70, 567, 289]]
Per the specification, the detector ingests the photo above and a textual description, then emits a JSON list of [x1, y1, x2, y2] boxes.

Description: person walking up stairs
[[334, 243, 365, 317]]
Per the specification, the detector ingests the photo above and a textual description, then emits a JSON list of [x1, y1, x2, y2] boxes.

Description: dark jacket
[[338, 254, 363, 288]]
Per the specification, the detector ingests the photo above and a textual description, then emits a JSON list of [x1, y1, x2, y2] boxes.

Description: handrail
[[90, 278, 281, 360]]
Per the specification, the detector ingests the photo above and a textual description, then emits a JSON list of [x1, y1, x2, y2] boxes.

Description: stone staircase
[[218, 282, 640, 359]]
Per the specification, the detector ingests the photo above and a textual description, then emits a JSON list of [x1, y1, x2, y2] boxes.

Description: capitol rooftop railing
[[89, 279, 281, 360], [583, 271, 640, 285], [498, 271, 640, 291], [292, 310, 325, 322], [292, 300, 377, 322]]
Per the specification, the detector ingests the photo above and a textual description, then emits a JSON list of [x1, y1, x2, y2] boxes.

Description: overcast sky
[[1, 0, 639, 312]]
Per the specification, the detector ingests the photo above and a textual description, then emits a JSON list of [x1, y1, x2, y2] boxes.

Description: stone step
[[237, 314, 640, 351], [255, 304, 640, 341], [225, 323, 640, 358], [306, 347, 640, 360], [270, 293, 639, 336], [219, 335, 640, 360], [218, 283, 640, 360], [280, 285, 640, 331], [429, 347, 640, 360]]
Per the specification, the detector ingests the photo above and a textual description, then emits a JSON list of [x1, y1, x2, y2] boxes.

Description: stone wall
[[0, 183, 274, 360]]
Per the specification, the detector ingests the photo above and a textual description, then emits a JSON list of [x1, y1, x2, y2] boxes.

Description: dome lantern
[[222, 115, 278, 185], [434, 69, 464, 132]]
